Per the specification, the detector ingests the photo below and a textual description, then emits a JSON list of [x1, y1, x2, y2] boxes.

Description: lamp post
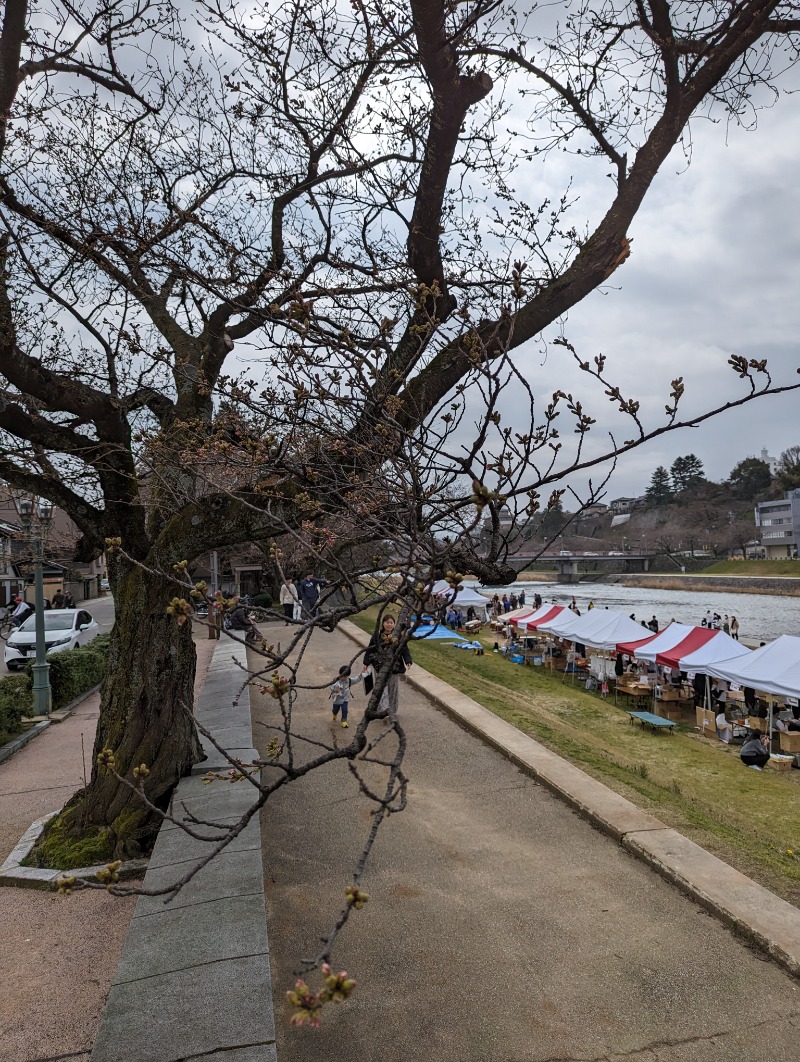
[[15, 495, 54, 717]]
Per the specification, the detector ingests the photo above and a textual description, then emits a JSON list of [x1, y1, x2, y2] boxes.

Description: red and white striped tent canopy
[[617, 622, 695, 661], [516, 604, 566, 631]]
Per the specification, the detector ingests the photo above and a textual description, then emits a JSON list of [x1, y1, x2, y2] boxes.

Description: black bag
[[363, 671, 374, 695]]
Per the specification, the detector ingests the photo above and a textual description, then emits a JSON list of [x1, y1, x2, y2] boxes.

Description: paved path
[[253, 625, 800, 1062], [0, 626, 216, 1062]]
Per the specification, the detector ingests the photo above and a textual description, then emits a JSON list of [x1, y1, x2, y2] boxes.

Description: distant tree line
[[645, 446, 800, 506]]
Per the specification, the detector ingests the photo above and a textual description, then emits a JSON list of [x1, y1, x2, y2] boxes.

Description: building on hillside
[[608, 496, 645, 514], [754, 489, 800, 559], [760, 448, 778, 475]]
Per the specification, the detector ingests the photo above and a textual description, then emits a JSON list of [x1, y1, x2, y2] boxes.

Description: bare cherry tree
[[1, 0, 799, 866]]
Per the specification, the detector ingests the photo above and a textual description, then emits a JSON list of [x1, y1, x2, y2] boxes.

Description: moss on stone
[[24, 810, 113, 870], [111, 807, 147, 841]]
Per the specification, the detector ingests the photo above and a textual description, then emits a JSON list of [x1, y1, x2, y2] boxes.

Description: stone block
[[132, 846, 265, 917], [113, 893, 268, 984], [92, 954, 274, 1062]]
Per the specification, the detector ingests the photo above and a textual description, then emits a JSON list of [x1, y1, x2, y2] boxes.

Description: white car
[[4, 609, 100, 671]]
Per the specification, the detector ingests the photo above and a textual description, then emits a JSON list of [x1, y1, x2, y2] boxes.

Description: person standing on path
[[279, 577, 299, 624], [730, 616, 740, 640], [329, 665, 364, 728], [363, 615, 412, 722], [298, 573, 326, 618]]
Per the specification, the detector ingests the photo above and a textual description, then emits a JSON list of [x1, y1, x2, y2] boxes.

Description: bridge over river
[[511, 550, 656, 583]]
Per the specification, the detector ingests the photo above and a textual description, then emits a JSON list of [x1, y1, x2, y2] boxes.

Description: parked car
[[3, 609, 100, 671]]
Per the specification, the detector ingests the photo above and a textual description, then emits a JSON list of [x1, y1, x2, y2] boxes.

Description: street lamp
[[15, 494, 54, 717]]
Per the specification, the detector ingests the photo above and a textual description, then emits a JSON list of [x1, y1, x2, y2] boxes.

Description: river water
[[468, 579, 799, 644]]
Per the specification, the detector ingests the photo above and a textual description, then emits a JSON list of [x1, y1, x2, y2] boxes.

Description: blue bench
[[627, 710, 677, 734]]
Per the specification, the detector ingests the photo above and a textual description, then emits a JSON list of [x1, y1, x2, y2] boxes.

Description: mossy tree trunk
[[36, 560, 202, 863]]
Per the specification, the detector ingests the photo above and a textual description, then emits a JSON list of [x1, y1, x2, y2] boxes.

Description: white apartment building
[[754, 489, 800, 559]]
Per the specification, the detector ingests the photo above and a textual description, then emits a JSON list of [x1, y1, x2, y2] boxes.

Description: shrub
[[88, 632, 111, 658], [252, 592, 273, 608], [0, 674, 32, 742], [29, 645, 106, 709]]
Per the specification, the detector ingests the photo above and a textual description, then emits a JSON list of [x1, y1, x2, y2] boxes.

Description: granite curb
[[0, 811, 149, 889], [91, 636, 277, 1062], [339, 618, 800, 980], [0, 718, 50, 765]]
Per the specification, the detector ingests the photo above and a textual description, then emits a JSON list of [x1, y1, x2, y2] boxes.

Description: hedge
[[0, 674, 32, 743], [23, 634, 110, 711], [252, 592, 273, 608]]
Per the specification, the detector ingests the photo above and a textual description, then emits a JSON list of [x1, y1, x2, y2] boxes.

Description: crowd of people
[[701, 611, 739, 638]]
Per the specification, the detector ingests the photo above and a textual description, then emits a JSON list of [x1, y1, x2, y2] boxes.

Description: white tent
[[504, 606, 537, 624], [705, 635, 800, 700], [432, 582, 490, 616], [564, 610, 658, 651]]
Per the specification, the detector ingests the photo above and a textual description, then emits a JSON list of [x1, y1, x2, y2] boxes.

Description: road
[[252, 625, 800, 1062], [1, 593, 116, 674]]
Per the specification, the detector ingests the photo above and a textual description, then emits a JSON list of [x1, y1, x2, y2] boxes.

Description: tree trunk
[[32, 561, 203, 865]]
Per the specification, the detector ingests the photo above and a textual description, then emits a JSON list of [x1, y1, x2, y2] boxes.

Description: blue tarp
[[412, 625, 468, 642]]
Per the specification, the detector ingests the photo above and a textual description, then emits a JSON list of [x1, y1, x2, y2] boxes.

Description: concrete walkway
[[252, 625, 800, 1062], [0, 631, 216, 1062]]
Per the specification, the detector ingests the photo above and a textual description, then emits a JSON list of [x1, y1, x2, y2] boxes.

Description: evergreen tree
[[728, 458, 772, 500], [671, 454, 705, 494], [646, 466, 673, 505]]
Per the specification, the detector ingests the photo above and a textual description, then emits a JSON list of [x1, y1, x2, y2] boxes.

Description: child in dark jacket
[[329, 665, 364, 728]]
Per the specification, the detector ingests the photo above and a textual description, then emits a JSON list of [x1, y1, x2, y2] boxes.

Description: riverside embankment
[[601, 573, 800, 597]]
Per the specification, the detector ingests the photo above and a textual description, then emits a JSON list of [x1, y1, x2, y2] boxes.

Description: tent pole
[[768, 694, 773, 756]]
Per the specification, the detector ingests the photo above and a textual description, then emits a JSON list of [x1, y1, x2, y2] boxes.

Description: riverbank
[[600, 573, 800, 597]]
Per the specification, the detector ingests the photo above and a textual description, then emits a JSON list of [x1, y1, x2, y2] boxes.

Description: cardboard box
[[748, 717, 767, 731], [779, 731, 800, 754], [658, 687, 683, 701], [700, 709, 717, 736], [769, 754, 794, 772]]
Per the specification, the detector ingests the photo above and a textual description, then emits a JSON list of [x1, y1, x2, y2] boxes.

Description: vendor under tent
[[704, 635, 800, 754], [517, 604, 566, 631], [618, 623, 696, 663], [411, 624, 468, 642], [705, 635, 800, 699]]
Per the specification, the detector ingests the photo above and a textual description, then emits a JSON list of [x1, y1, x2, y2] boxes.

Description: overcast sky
[[503, 90, 800, 504]]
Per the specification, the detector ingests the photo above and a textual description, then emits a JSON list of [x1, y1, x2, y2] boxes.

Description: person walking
[[52, 590, 65, 609], [329, 665, 364, 729], [298, 573, 326, 618], [279, 577, 299, 624], [363, 615, 412, 723], [64, 591, 75, 609], [730, 616, 740, 641]]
